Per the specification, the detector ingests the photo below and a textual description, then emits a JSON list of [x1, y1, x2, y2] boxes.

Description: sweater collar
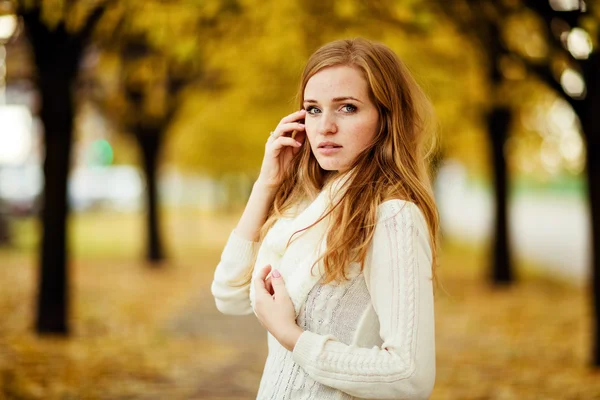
[[262, 172, 353, 256], [251, 172, 354, 316]]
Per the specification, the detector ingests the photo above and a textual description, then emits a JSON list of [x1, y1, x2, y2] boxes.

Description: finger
[[254, 265, 272, 293], [291, 129, 306, 143], [271, 122, 305, 140], [270, 269, 289, 299], [271, 136, 303, 151], [279, 109, 306, 125], [267, 137, 302, 158], [265, 276, 273, 295], [254, 274, 267, 292], [256, 264, 272, 281]]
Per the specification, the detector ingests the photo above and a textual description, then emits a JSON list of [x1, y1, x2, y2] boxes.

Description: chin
[[317, 162, 339, 171], [320, 166, 336, 171], [320, 164, 348, 173], [314, 154, 347, 171]]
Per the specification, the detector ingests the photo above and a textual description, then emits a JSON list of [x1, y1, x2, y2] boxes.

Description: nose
[[317, 112, 337, 135]]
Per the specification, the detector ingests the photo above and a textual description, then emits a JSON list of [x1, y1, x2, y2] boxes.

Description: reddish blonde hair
[[242, 37, 440, 292]]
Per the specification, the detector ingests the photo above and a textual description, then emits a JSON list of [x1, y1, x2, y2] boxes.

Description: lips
[[318, 141, 342, 148]]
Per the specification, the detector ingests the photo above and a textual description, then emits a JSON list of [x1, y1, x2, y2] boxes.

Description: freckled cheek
[[304, 123, 317, 143], [355, 119, 379, 141]]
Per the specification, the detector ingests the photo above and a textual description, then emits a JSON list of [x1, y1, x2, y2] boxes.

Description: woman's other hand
[[254, 265, 304, 351], [256, 110, 306, 190]]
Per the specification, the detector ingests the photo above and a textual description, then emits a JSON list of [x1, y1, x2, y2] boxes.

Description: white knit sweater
[[211, 178, 436, 399]]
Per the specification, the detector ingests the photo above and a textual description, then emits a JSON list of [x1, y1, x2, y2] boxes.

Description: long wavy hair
[[239, 37, 440, 293]]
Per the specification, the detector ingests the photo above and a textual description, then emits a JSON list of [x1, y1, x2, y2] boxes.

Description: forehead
[[304, 65, 369, 100]]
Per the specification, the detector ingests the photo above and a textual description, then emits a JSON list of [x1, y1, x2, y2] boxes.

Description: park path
[[165, 274, 268, 399]]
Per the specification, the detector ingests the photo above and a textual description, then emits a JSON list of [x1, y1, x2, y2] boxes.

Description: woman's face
[[303, 65, 379, 173]]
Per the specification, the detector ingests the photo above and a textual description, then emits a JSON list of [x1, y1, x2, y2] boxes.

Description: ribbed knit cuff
[[292, 330, 333, 368], [221, 229, 261, 262]]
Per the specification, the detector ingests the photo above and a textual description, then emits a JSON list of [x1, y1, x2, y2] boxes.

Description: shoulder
[[372, 199, 432, 264], [377, 199, 425, 225], [375, 199, 430, 245], [375, 199, 432, 260]]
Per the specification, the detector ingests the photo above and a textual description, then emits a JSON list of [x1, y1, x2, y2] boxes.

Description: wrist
[[254, 178, 279, 193], [280, 325, 304, 352]]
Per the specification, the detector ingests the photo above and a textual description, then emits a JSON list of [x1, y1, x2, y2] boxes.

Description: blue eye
[[342, 104, 357, 113], [306, 106, 320, 115]]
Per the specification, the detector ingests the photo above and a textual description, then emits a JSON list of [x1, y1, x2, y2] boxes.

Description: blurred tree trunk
[[488, 107, 512, 283], [487, 19, 514, 285], [579, 52, 600, 365], [120, 40, 169, 265], [24, 17, 76, 334], [135, 128, 165, 263], [0, 205, 9, 245], [94, 3, 242, 266], [436, 0, 515, 284], [36, 66, 75, 334], [20, 5, 105, 335], [518, 0, 600, 368]]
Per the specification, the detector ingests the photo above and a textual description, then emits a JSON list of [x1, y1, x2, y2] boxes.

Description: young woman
[[211, 37, 439, 399]]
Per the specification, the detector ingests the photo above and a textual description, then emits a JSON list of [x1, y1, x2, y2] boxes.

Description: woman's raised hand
[[256, 109, 306, 190]]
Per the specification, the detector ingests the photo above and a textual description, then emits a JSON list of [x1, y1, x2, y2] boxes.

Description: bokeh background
[[0, 0, 599, 399]]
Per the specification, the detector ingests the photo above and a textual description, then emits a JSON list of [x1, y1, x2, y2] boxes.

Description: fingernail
[[272, 270, 281, 278], [295, 141, 302, 146], [298, 123, 305, 128]]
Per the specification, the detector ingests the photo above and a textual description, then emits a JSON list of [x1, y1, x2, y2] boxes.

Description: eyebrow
[[303, 96, 363, 104]]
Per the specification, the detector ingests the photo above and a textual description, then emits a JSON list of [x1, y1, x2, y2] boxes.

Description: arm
[[213, 108, 305, 315], [210, 181, 275, 315], [233, 180, 277, 243], [291, 200, 436, 399]]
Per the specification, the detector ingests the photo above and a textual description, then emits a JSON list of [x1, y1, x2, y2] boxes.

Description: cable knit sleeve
[[210, 229, 261, 316], [292, 200, 436, 399]]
